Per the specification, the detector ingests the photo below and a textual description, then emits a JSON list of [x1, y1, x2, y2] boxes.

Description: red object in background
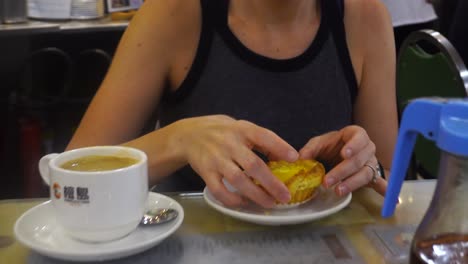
[[19, 117, 45, 198]]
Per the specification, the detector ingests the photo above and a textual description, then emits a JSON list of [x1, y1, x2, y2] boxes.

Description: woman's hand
[[299, 125, 387, 196], [172, 115, 299, 208]]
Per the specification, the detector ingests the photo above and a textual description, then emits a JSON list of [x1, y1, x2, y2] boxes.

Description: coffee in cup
[[60, 155, 139, 172], [39, 146, 148, 243]]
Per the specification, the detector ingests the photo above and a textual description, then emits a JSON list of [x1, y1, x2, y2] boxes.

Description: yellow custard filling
[[267, 159, 325, 204]]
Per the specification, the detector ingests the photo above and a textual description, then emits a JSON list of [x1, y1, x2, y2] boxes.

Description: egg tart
[[268, 159, 325, 207]]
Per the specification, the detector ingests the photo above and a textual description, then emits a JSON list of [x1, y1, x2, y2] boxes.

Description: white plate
[[14, 192, 184, 262], [203, 187, 351, 226]]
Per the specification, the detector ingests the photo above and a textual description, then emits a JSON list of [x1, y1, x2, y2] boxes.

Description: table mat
[[28, 226, 365, 264]]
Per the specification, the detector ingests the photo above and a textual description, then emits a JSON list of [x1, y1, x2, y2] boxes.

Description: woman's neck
[[229, 0, 319, 27]]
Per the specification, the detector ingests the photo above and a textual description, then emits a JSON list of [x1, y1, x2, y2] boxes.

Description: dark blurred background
[[0, 29, 123, 199]]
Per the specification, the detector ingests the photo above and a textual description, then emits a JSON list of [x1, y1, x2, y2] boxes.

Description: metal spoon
[[140, 208, 178, 226]]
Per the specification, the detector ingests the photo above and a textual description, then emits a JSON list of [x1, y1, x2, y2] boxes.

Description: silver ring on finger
[[364, 163, 380, 184]]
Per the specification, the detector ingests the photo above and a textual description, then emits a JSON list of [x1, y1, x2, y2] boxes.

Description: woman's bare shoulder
[[344, 0, 392, 32], [344, 0, 393, 59], [341, 0, 394, 84], [129, 0, 202, 44]]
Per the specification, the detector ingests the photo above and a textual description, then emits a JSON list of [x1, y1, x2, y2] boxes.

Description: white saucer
[[203, 187, 351, 226], [14, 192, 184, 262]]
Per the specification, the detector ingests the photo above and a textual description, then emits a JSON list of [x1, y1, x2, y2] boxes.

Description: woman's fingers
[[371, 176, 387, 196], [232, 147, 291, 204], [333, 164, 374, 196], [197, 155, 282, 208], [183, 117, 299, 208], [299, 125, 387, 197], [222, 161, 277, 208], [339, 126, 371, 159], [238, 120, 298, 162], [202, 171, 245, 208], [335, 162, 387, 196], [308, 126, 382, 196], [324, 141, 376, 188], [298, 131, 341, 160]]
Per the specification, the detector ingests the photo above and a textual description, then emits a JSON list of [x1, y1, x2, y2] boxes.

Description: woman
[[67, 0, 397, 208]]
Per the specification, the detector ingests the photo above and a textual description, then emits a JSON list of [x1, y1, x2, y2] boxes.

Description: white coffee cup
[[39, 146, 148, 243]]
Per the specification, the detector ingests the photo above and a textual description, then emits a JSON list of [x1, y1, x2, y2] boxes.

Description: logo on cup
[[63, 186, 90, 204], [52, 182, 90, 203], [53, 183, 61, 199]]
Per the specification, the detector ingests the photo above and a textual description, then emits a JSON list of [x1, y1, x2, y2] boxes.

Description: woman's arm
[[67, 0, 202, 179], [348, 0, 398, 173], [299, 0, 397, 196]]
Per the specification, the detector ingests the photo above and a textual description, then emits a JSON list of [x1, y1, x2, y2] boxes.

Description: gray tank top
[[156, 0, 358, 191]]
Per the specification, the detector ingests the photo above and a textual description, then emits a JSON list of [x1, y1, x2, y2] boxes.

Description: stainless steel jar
[[71, 0, 105, 20]]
